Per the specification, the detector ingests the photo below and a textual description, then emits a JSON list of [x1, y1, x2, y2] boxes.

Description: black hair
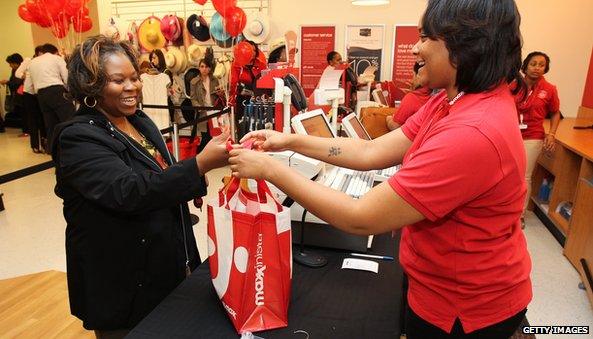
[[422, 0, 524, 94], [6, 53, 23, 64], [42, 43, 59, 54], [521, 51, 550, 74], [198, 58, 213, 73], [149, 49, 167, 72], [67, 35, 139, 103], [268, 46, 285, 64], [327, 51, 340, 64], [34, 45, 44, 56]]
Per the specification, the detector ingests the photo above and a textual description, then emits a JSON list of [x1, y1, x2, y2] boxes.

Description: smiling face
[[97, 53, 142, 119], [411, 26, 457, 97], [524, 55, 547, 81]]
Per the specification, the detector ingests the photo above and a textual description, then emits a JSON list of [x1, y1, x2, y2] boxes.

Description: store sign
[[391, 25, 419, 101], [345, 25, 385, 81], [300, 26, 336, 97]]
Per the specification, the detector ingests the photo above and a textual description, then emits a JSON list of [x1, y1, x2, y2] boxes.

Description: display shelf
[[550, 211, 570, 235], [580, 158, 593, 181], [548, 144, 581, 220], [530, 197, 549, 214]]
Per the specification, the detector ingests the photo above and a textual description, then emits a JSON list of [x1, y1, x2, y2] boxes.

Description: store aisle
[[1, 135, 592, 337], [0, 128, 50, 176]]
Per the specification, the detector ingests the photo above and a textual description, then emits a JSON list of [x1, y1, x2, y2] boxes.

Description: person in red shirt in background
[[229, 0, 531, 337], [513, 51, 561, 228], [387, 62, 432, 131]]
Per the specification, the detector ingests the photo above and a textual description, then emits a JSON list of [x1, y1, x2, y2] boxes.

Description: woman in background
[[387, 62, 432, 131], [513, 51, 561, 228]]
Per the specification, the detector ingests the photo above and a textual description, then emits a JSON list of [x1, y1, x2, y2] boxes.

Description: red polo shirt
[[393, 86, 432, 125], [389, 84, 532, 333], [511, 77, 560, 140]]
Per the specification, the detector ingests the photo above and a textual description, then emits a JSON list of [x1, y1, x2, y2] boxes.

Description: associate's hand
[[229, 148, 276, 180], [240, 129, 291, 152], [543, 134, 556, 152], [196, 131, 230, 175]]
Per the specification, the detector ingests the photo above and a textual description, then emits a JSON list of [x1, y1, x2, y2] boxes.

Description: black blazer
[[52, 106, 207, 330]]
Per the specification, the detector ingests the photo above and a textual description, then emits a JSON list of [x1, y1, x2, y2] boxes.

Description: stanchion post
[[172, 122, 180, 160]]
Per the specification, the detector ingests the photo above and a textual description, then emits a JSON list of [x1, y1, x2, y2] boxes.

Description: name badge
[[519, 123, 528, 130]]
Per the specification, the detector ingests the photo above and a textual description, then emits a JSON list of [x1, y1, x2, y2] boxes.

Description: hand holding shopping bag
[[207, 174, 292, 334]]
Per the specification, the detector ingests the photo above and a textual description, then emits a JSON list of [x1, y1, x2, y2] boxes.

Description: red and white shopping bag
[[207, 177, 292, 334]]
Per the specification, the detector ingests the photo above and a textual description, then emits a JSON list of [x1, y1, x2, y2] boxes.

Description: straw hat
[[186, 14, 210, 42], [242, 12, 270, 44], [138, 16, 166, 52], [165, 47, 188, 74], [187, 44, 206, 65], [160, 15, 183, 43], [213, 61, 226, 79], [268, 37, 286, 56]]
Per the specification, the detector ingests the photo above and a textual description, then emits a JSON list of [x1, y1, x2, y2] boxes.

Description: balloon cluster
[[17, 0, 93, 39], [193, 0, 246, 38]]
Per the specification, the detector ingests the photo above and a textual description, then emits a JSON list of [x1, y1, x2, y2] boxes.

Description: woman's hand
[[229, 148, 276, 180], [196, 131, 230, 175], [543, 133, 556, 152], [240, 130, 291, 152]]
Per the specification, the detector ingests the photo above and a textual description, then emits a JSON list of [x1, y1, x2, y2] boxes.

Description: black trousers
[[405, 305, 527, 339], [37, 85, 75, 149], [23, 92, 46, 150]]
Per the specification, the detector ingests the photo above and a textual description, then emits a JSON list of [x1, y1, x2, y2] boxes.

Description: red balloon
[[73, 15, 92, 32], [193, 0, 207, 5], [233, 41, 255, 67], [212, 0, 236, 16], [254, 49, 267, 69], [51, 18, 69, 39], [224, 7, 246, 37], [36, 13, 52, 28], [26, 0, 43, 19], [18, 4, 36, 23]]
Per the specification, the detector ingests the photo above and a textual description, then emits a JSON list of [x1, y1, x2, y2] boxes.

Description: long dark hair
[[67, 35, 139, 103], [422, 0, 525, 95], [149, 49, 166, 72]]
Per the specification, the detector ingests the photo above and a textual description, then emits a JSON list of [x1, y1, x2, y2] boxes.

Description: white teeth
[[121, 97, 137, 105]]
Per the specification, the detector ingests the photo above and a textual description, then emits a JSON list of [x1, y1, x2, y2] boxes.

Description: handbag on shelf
[[207, 177, 292, 334], [359, 106, 398, 139]]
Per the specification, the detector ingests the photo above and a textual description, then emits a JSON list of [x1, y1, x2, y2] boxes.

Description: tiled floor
[[1, 127, 592, 337]]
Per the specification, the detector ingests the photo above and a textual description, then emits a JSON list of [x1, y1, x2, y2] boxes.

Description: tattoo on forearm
[[328, 146, 341, 157]]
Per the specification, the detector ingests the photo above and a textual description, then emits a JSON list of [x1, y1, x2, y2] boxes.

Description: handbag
[[207, 177, 292, 334], [359, 106, 398, 139]]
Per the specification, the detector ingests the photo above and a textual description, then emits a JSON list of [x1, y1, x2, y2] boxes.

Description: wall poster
[[391, 25, 419, 101], [300, 26, 336, 97], [345, 25, 385, 81]]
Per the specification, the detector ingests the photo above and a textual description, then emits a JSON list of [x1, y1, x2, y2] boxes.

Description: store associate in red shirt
[[512, 51, 561, 227], [229, 1, 532, 337], [387, 62, 432, 131]]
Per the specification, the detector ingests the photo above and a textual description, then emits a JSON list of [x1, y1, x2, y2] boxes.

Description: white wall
[[96, 0, 593, 117]]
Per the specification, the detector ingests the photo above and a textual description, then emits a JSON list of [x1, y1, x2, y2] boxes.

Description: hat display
[[127, 21, 139, 50], [214, 36, 235, 49], [187, 44, 206, 65], [186, 14, 210, 42], [242, 12, 270, 44], [138, 16, 167, 52], [165, 47, 188, 74], [210, 12, 231, 42], [160, 15, 183, 43]]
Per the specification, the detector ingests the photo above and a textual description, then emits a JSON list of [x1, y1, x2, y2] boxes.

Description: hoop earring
[[83, 96, 97, 108]]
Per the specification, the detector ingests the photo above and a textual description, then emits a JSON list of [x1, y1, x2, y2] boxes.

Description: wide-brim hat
[[268, 37, 286, 55], [214, 36, 235, 49], [242, 12, 270, 44], [165, 47, 188, 74], [187, 44, 206, 65], [103, 16, 128, 41], [138, 16, 167, 52], [210, 12, 230, 42], [186, 14, 210, 42], [213, 60, 226, 79], [161, 15, 182, 43]]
